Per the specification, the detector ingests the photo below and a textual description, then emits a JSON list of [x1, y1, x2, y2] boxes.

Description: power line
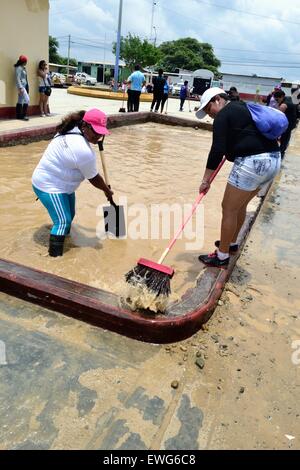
[[215, 46, 300, 56], [221, 62, 300, 69], [194, 0, 300, 26]]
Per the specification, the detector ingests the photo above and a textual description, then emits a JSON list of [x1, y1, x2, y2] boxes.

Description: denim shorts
[[228, 151, 281, 191]]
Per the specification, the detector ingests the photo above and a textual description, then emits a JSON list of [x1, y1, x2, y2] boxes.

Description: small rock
[[180, 346, 187, 352], [218, 300, 224, 306], [196, 351, 203, 358], [171, 380, 179, 389], [194, 126, 199, 130], [165, 346, 171, 351], [195, 357, 205, 369], [240, 321, 245, 326], [239, 387, 245, 394], [211, 334, 219, 343]]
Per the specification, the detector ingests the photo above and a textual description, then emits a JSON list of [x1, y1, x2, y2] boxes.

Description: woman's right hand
[[199, 180, 211, 194], [104, 187, 114, 200]]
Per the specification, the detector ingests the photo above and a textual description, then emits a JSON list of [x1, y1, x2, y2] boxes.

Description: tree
[[49, 36, 61, 64], [158, 38, 220, 74], [49, 36, 77, 67], [113, 33, 161, 70]]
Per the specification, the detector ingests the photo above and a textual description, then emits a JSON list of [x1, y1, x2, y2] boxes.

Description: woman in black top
[[196, 88, 281, 268]]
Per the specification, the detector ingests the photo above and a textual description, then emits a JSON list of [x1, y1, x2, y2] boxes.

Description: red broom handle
[[157, 158, 226, 265]]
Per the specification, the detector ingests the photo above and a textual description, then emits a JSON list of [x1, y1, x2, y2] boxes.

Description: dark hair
[[134, 64, 140, 71], [184, 80, 188, 85], [229, 86, 238, 92], [158, 68, 163, 75], [38, 60, 47, 70], [14, 59, 26, 67], [56, 110, 86, 135], [273, 90, 285, 99], [210, 92, 230, 104]]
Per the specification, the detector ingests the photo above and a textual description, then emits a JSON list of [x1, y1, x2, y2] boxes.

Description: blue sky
[[49, 0, 300, 81]]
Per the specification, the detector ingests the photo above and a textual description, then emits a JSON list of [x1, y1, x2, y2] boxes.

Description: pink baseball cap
[[82, 108, 110, 135]]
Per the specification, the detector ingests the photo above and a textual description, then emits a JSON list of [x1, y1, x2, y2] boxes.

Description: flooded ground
[[0, 123, 235, 300]]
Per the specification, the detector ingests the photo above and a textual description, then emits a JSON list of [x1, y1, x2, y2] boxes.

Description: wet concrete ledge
[[0, 196, 267, 343], [0, 112, 211, 147]]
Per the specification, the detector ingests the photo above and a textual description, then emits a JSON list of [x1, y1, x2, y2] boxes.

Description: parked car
[[74, 72, 97, 86], [171, 81, 184, 96], [51, 72, 66, 87], [172, 81, 193, 96]]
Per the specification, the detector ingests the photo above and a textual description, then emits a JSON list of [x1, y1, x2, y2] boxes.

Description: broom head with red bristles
[[125, 258, 174, 298]]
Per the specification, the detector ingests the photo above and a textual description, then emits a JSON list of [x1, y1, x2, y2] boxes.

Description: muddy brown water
[[0, 123, 232, 302]]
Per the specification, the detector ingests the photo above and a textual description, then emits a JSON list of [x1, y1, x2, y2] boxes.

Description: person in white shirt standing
[[32, 108, 113, 257]]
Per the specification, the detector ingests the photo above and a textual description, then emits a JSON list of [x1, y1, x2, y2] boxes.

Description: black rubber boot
[[48, 234, 65, 257], [16, 103, 23, 119], [22, 103, 29, 121]]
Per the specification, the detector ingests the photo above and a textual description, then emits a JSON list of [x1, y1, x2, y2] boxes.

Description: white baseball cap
[[195, 87, 226, 119]]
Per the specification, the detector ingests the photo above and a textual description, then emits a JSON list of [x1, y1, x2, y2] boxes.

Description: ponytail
[[56, 110, 86, 135]]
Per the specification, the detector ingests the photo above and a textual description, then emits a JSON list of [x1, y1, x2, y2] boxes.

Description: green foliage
[[112, 33, 161, 70], [158, 37, 220, 74], [49, 36, 61, 64], [49, 36, 77, 66]]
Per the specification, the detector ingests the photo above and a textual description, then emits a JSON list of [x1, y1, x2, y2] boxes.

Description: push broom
[[125, 158, 226, 303]]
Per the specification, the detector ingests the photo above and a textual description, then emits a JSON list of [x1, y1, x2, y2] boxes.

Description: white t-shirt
[[32, 128, 98, 194]]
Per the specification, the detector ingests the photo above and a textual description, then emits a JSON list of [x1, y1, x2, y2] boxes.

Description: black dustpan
[[98, 140, 126, 238], [119, 89, 126, 112]]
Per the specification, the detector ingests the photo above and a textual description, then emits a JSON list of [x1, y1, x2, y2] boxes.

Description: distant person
[[127, 64, 146, 112], [150, 69, 166, 112], [32, 109, 113, 257], [179, 81, 189, 111], [227, 86, 240, 101], [14, 55, 30, 120], [160, 77, 169, 113], [37, 60, 52, 117], [273, 90, 298, 157], [291, 85, 300, 120], [146, 83, 153, 93], [266, 85, 281, 109]]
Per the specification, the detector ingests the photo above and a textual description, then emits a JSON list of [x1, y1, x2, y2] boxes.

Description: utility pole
[[153, 26, 157, 47], [67, 34, 71, 76], [150, 1, 157, 43], [113, 0, 123, 92], [103, 32, 106, 85]]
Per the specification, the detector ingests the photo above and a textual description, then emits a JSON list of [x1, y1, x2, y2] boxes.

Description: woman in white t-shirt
[[32, 108, 113, 257]]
